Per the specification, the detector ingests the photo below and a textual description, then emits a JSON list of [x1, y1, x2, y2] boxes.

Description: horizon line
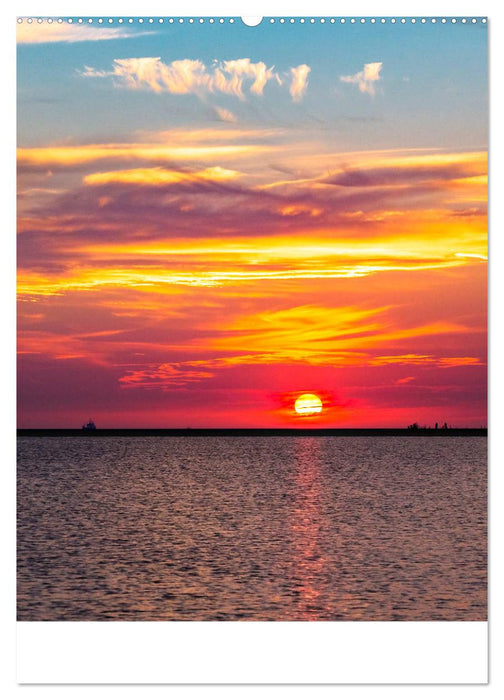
[[17, 426, 488, 434]]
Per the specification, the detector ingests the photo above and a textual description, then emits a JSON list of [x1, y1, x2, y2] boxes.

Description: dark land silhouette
[[18, 427, 487, 437]]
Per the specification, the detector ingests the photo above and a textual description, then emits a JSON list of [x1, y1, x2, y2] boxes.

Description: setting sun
[[294, 393, 323, 416]]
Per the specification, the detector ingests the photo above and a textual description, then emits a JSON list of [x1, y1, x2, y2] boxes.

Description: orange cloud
[[17, 142, 271, 170], [17, 256, 474, 299], [83, 166, 240, 186], [396, 376, 416, 384], [370, 354, 483, 367], [206, 304, 386, 363]]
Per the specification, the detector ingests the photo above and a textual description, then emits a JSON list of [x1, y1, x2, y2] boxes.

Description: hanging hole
[[241, 17, 263, 27]]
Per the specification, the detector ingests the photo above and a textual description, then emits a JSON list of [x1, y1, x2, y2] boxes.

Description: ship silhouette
[[82, 419, 96, 432]]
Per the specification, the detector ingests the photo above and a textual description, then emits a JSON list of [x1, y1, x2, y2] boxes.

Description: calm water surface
[[17, 436, 487, 621]]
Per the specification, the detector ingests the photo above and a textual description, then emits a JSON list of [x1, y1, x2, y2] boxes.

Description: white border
[[4, 0, 501, 694], [8, 2, 494, 18], [17, 621, 488, 684]]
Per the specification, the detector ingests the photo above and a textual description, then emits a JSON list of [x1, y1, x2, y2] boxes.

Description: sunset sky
[[17, 18, 487, 428]]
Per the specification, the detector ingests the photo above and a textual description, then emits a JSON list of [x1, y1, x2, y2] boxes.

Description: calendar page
[[16, 12, 488, 684]]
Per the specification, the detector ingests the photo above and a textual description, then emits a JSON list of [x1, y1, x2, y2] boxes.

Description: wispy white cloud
[[81, 56, 310, 103], [81, 57, 277, 99], [217, 58, 280, 98], [289, 64, 311, 102], [340, 62, 383, 96], [17, 22, 149, 44], [214, 106, 237, 123]]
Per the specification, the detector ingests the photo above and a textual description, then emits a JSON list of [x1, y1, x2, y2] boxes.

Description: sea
[[17, 435, 487, 621]]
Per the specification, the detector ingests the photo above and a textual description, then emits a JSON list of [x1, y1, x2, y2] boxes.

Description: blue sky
[[17, 19, 487, 150]]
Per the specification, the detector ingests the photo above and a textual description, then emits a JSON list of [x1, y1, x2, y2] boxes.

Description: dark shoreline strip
[[17, 428, 487, 437]]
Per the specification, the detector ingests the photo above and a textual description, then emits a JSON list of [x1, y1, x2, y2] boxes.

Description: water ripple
[[17, 436, 487, 621]]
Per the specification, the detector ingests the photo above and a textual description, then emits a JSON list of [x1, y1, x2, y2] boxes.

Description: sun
[[294, 393, 323, 416]]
